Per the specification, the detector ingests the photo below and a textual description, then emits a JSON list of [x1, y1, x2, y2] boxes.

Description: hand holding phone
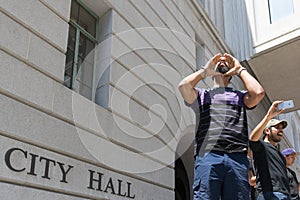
[[278, 100, 294, 110]]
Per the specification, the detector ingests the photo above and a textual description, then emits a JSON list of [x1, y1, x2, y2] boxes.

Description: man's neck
[[264, 137, 277, 146], [213, 81, 227, 88], [213, 76, 229, 87]]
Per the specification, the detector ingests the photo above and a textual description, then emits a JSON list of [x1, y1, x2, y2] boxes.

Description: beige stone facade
[[4, 0, 298, 199]]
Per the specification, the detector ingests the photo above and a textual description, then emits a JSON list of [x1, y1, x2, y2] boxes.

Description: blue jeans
[[257, 192, 291, 200], [193, 151, 249, 200]]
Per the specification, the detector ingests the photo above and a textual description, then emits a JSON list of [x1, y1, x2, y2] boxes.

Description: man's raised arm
[[178, 53, 221, 104]]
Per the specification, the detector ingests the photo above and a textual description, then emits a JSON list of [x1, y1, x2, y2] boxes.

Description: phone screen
[[278, 100, 294, 110]]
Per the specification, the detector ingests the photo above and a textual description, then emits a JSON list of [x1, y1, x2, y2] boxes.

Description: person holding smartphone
[[249, 101, 291, 200], [178, 53, 264, 200]]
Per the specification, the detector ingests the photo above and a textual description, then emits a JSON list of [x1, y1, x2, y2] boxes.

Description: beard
[[269, 133, 282, 143], [216, 63, 229, 74]]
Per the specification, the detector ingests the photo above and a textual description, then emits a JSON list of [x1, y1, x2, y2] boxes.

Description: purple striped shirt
[[187, 87, 250, 155]]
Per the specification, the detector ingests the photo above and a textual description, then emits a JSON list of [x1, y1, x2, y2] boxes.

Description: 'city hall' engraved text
[[4, 147, 136, 199]]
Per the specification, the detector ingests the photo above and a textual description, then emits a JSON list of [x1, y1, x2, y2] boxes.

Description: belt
[[198, 149, 247, 157]]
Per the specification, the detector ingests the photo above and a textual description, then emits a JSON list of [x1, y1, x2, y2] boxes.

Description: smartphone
[[278, 100, 294, 110]]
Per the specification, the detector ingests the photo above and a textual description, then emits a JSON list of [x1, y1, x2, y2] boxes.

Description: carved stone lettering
[[4, 147, 135, 199]]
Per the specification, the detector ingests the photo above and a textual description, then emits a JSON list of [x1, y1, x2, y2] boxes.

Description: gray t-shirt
[[250, 140, 290, 195]]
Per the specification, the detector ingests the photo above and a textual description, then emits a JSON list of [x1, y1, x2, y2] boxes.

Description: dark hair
[[262, 127, 271, 139], [262, 131, 267, 139]]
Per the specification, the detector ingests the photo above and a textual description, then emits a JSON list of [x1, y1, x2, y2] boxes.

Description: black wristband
[[238, 68, 247, 76]]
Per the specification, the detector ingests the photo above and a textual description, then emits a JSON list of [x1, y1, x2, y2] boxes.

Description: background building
[[0, 0, 299, 199]]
